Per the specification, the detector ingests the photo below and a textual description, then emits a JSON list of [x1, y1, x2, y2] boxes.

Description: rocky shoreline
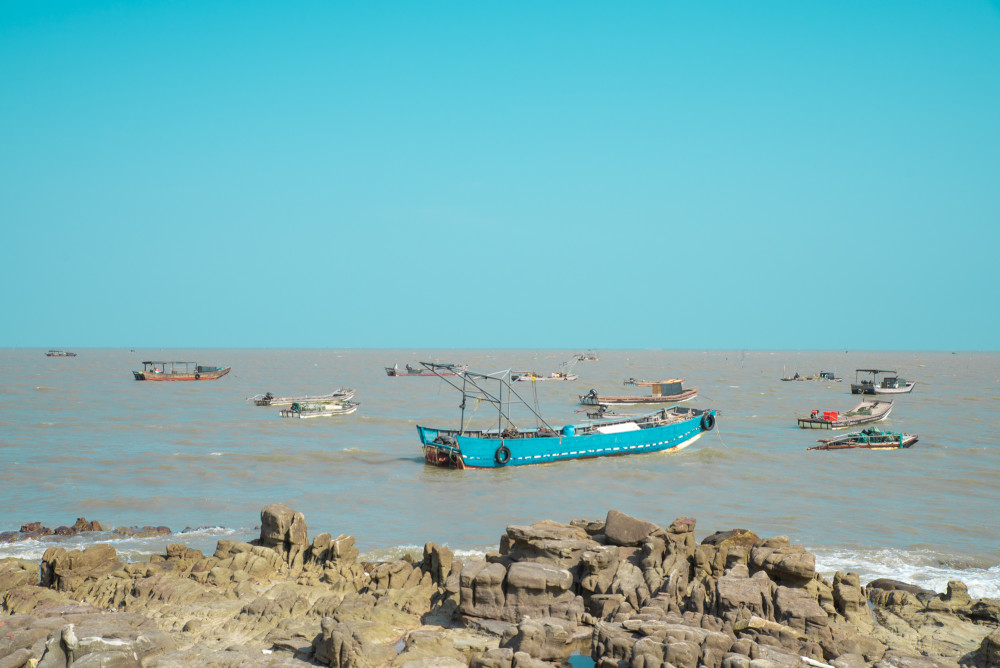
[[1, 505, 997, 667], [1, 520, 173, 544]]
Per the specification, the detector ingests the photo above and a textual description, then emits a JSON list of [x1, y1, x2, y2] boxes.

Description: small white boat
[[851, 369, 915, 395], [279, 400, 359, 419], [252, 389, 355, 407]]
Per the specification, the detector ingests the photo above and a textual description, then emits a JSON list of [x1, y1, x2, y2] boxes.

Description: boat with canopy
[[851, 369, 915, 395], [580, 379, 698, 405], [132, 361, 230, 381]]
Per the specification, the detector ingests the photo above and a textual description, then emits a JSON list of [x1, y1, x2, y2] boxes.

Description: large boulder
[[504, 561, 583, 623], [773, 585, 833, 646], [749, 540, 815, 583], [313, 617, 396, 668], [604, 510, 661, 547], [460, 561, 508, 620], [833, 571, 871, 625], [592, 618, 733, 668], [0, 558, 40, 592], [715, 569, 775, 623], [500, 521, 598, 573], [580, 546, 621, 600], [258, 503, 308, 571], [40, 544, 124, 592], [976, 626, 1000, 667], [701, 528, 759, 551], [500, 617, 587, 661], [423, 541, 455, 585]]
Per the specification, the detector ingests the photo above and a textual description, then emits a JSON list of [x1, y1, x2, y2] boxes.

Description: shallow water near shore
[[2, 348, 998, 597]]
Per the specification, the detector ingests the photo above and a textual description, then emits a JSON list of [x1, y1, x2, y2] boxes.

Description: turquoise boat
[[414, 363, 717, 469]]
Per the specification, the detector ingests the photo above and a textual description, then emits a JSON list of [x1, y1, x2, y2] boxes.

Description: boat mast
[[421, 362, 555, 431], [459, 372, 467, 435]]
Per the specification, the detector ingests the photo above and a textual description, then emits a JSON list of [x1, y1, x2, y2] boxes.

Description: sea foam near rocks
[[814, 546, 1000, 598]]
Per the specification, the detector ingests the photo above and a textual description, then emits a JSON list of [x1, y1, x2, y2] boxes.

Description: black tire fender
[[495, 444, 512, 465], [700, 412, 716, 431], [195, 373, 200, 380]]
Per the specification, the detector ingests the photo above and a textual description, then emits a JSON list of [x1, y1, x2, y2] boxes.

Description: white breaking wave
[[813, 547, 1000, 599], [359, 544, 491, 564], [0, 526, 252, 563]]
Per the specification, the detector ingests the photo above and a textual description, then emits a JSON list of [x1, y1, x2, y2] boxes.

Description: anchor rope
[[714, 424, 730, 449], [462, 397, 483, 432]]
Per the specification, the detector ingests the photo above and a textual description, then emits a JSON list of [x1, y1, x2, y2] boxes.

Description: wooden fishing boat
[[279, 400, 359, 418], [796, 400, 893, 430], [251, 388, 355, 407], [512, 371, 579, 382], [132, 361, 230, 381], [780, 371, 841, 382], [809, 427, 918, 451], [415, 363, 717, 469], [580, 379, 698, 405], [45, 350, 77, 357], [386, 363, 467, 377], [851, 369, 915, 395], [574, 351, 599, 361]]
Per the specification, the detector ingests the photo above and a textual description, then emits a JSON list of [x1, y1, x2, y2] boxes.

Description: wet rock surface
[[1, 507, 997, 667]]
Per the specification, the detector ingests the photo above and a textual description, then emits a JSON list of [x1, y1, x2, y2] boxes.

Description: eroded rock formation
[[1, 507, 997, 667]]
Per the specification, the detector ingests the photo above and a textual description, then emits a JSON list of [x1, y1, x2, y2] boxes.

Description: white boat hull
[[279, 403, 359, 418]]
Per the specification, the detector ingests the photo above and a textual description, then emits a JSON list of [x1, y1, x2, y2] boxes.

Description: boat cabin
[[140, 361, 221, 375], [854, 368, 894, 388], [650, 380, 684, 396], [851, 368, 914, 395]]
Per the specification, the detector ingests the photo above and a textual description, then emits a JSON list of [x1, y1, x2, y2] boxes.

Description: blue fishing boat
[[414, 363, 717, 469]]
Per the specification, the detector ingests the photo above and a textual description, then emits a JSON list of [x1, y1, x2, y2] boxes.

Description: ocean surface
[[1, 349, 997, 598]]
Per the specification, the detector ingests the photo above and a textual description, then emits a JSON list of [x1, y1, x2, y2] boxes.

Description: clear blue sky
[[2, 2, 998, 349]]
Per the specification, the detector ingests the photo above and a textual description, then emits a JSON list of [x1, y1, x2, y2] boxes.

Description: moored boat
[[580, 379, 698, 405], [251, 388, 355, 407], [45, 350, 77, 357], [796, 400, 893, 430], [512, 371, 579, 382], [780, 371, 841, 382], [279, 400, 359, 418], [386, 363, 467, 377], [414, 363, 717, 469], [132, 361, 230, 381], [809, 427, 918, 451], [851, 369, 915, 395]]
